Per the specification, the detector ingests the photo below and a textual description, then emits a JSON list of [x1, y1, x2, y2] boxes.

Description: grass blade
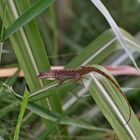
[[0, 81, 112, 134], [0, 0, 7, 41], [0, 0, 7, 62], [27, 102, 112, 133], [13, 90, 29, 140], [0, 0, 69, 139], [83, 65, 140, 140], [3, 0, 55, 40], [90, 0, 139, 69]]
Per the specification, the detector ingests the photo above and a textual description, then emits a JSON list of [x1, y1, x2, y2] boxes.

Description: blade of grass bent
[[90, 0, 139, 69], [82, 66, 140, 140], [67, 29, 118, 67], [67, 28, 140, 68]]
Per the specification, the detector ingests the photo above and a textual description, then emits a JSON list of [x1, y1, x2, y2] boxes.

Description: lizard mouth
[[37, 73, 56, 80], [36, 72, 46, 79]]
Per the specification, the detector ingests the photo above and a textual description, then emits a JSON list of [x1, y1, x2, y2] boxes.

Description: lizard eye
[[37, 72, 48, 78]]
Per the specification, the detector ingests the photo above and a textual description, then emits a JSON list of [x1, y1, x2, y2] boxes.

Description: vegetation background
[[0, 0, 140, 140]]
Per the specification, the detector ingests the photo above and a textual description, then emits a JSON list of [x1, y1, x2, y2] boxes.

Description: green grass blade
[[67, 28, 140, 68], [39, 117, 64, 139], [0, 0, 50, 90], [83, 65, 140, 140], [29, 80, 79, 102], [48, 5, 58, 63], [0, 82, 112, 134], [67, 29, 117, 67], [0, 0, 7, 41], [0, 0, 69, 139], [121, 29, 140, 52], [13, 90, 29, 140], [90, 0, 139, 69], [27, 102, 112, 133], [3, 0, 55, 40], [0, 0, 7, 62]]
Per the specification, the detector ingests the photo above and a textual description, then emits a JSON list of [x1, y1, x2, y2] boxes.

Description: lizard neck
[[78, 66, 98, 75]]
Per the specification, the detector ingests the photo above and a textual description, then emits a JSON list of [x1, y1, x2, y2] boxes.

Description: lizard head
[[37, 70, 56, 80]]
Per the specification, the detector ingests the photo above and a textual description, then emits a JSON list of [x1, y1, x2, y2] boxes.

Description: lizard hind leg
[[74, 73, 85, 84], [58, 79, 64, 85], [75, 76, 90, 85], [56, 77, 64, 85]]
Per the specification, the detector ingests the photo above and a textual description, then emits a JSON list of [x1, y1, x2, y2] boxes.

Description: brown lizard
[[37, 66, 131, 124]]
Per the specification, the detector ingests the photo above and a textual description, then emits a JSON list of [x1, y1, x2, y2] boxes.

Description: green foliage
[[0, 0, 140, 140]]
